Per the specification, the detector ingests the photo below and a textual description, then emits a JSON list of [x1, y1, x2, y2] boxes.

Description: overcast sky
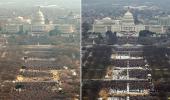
[[0, 0, 80, 9]]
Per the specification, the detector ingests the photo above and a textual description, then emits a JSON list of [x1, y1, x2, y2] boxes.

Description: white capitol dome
[[124, 10, 133, 18], [122, 9, 135, 25], [32, 7, 45, 25]]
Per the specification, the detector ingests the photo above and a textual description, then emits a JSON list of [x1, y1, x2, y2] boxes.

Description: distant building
[[2, 7, 77, 34], [3, 24, 21, 33], [29, 7, 49, 33], [55, 11, 80, 32], [55, 24, 75, 33], [56, 11, 80, 25], [158, 16, 170, 26], [93, 8, 168, 36]]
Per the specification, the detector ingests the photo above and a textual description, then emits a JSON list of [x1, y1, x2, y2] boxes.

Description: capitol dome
[[32, 7, 45, 25], [122, 9, 135, 25], [124, 10, 133, 17]]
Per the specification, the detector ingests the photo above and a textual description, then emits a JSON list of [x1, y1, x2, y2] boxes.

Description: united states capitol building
[[93, 9, 170, 37], [2, 7, 77, 34]]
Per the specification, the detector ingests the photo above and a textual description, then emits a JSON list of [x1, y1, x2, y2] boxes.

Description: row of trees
[[139, 30, 156, 37], [49, 28, 63, 36]]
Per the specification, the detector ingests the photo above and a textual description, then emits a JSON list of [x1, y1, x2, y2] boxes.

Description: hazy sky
[[0, 0, 80, 9]]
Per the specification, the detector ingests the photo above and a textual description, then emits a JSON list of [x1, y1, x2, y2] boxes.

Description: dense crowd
[[113, 59, 145, 67]]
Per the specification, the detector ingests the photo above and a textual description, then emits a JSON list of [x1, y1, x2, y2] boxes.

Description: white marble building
[[158, 15, 170, 26], [93, 9, 168, 36], [3, 7, 76, 34]]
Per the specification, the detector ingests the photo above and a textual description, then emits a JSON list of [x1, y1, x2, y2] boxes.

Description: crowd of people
[[113, 59, 145, 67]]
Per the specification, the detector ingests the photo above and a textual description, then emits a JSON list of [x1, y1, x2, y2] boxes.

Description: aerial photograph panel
[[82, 0, 170, 100], [0, 0, 80, 100]]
